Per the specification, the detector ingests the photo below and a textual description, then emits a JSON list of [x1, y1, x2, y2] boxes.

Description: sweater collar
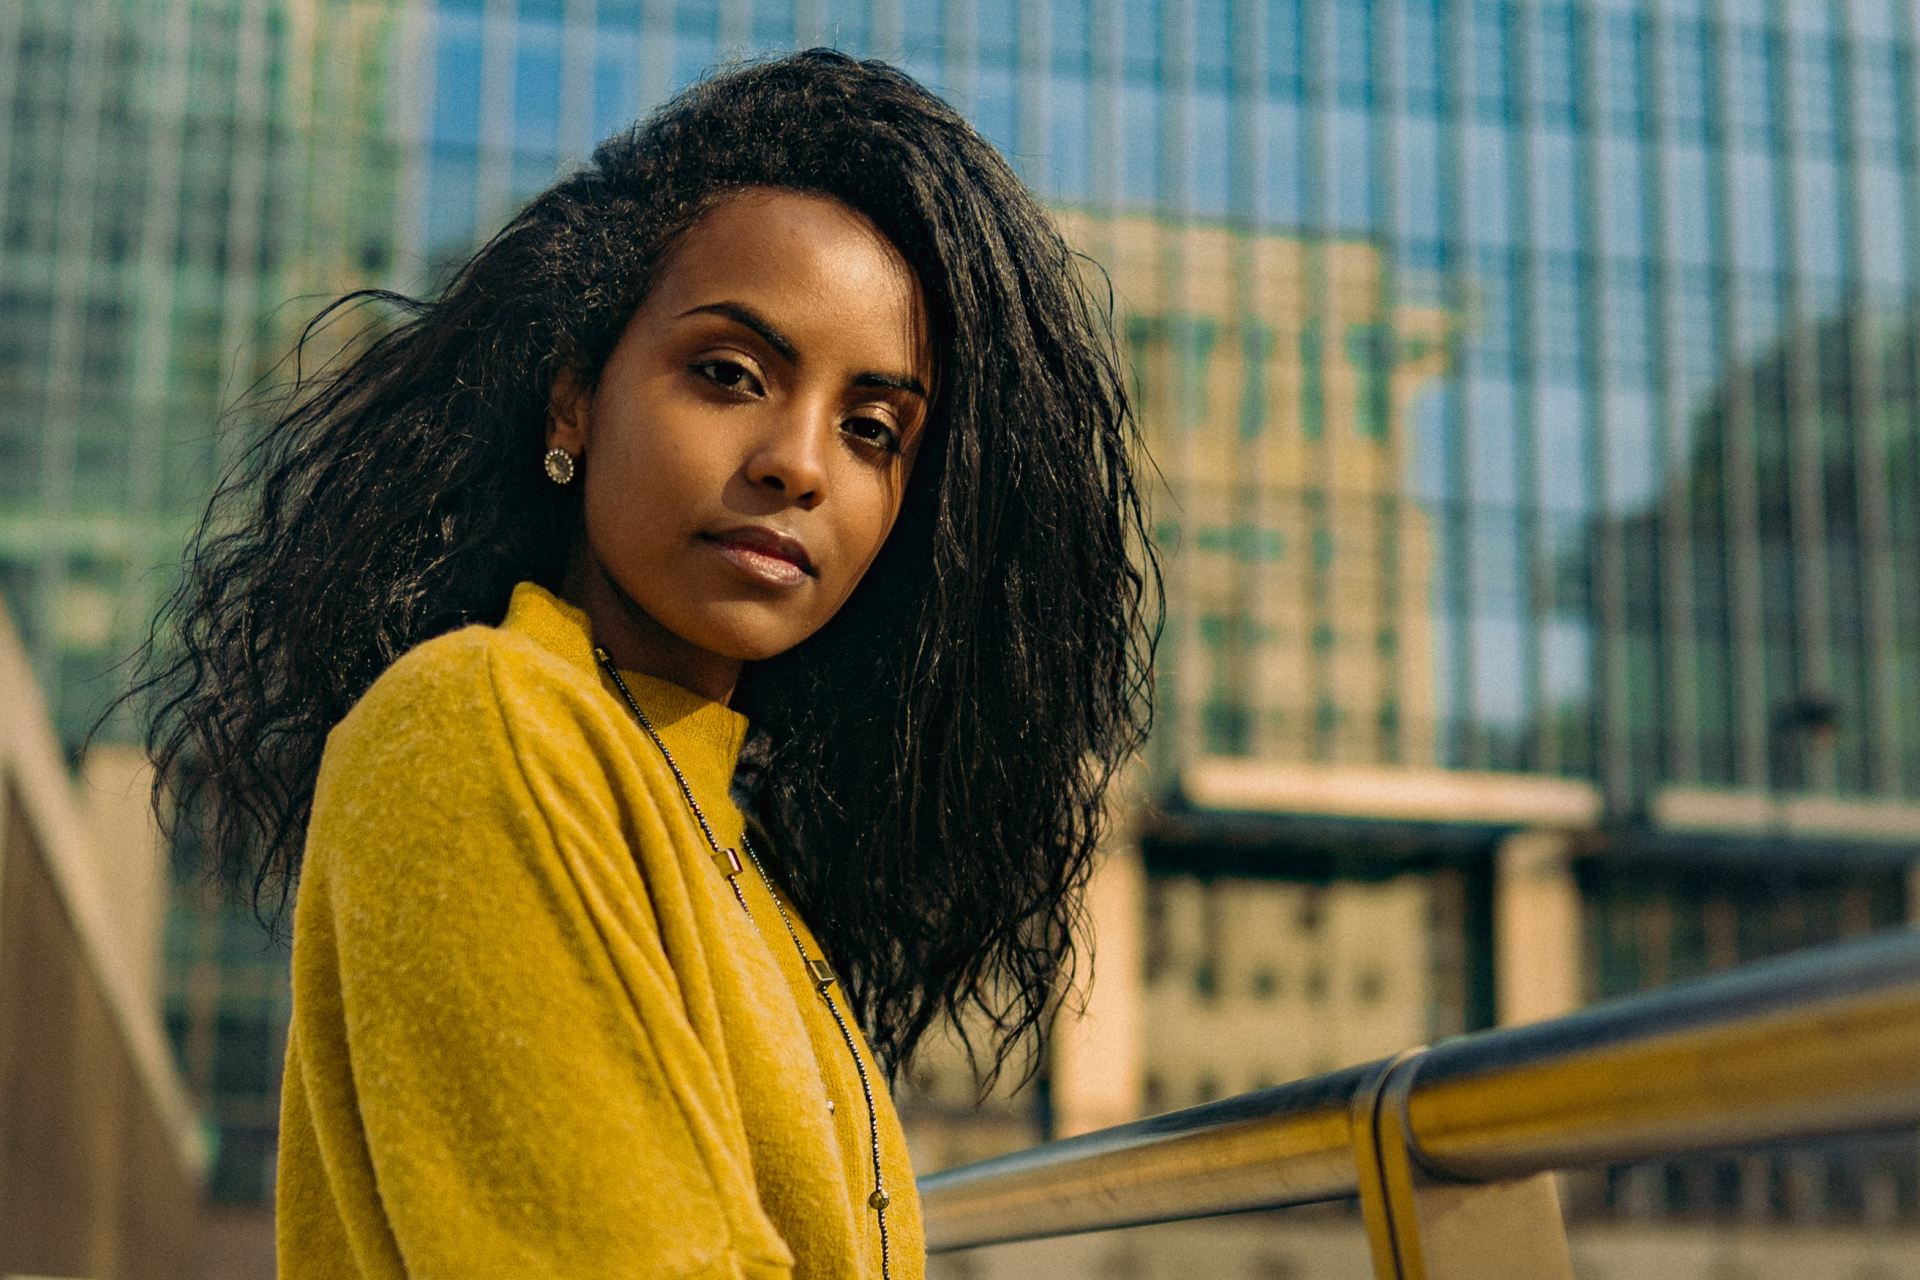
[[502, 580, 750, 814]]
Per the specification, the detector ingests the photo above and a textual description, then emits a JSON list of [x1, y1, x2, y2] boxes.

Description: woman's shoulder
[[321, 619, 600, 774]]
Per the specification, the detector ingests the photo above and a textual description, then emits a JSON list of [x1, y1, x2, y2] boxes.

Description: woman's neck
[[559, 544, 742, 705]]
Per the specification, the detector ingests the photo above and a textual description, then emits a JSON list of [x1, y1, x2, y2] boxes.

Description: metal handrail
[[919, 927, 1920, 1256]]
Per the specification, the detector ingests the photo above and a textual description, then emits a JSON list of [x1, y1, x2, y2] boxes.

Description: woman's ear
[[546, 365, 590, 455]]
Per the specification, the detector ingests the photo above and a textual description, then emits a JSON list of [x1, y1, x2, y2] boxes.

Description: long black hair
[[119, 49, 1158, 1087]]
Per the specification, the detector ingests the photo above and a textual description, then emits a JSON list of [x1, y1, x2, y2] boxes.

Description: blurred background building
[[7, 0, 1920, 1277]]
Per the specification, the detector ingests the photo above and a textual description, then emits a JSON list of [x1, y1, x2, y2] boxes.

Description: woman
[[128, 50, 1156, 1278]]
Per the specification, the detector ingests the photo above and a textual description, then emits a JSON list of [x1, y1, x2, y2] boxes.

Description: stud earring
[[543, 447, 576, 485]]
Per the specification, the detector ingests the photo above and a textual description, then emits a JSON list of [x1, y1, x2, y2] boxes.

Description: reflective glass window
[[904, 0, 943, 58], [1787, 32, 1840, 155], [431, 14, 483, 147], [1533, 252, 1583, 379], [1469, 611, 1532, 762], [826, 0, 871, 52], [1597, 135, 1647, 259], [1051, 0, 1090, 72], [1542, 616, 1593, 774], [1399, 0, 1442, 116], [512, 22, 563, 151], [1330, 107, 1373, 231], [1850, 39, 1902, 165], [1732, 270, 1782, 364], [1193, 0, 1231, 89], [1597, 11, 1645, 135], [1463, 122, 1512, 248], [1534, 378, 1588, 514], [1121, 81, 1159, 205], [75, 395, 132, 510], [1793, 155, 1846, 283], [1123, 0, 1160, 81], [976, 64, 1017, 156], [593, 36, 641, 140], [671, 28, 716, 88], [1470, 0, 1511, 122], [1047, 73, 1091, 203], [1257, 96, 1304, 225], [1660, 141, 1712, 268], [1392, 116, 1443, 244], [0, 288, 52, 383], [1268, 0, 1303, 98], [1725, 24, 1778, 148], [1333, 0, 1373, 108], [1602, 383, 1659, 511], [1845, 0, 1896, 40], [676, 0, 720, 36], [426, 146, 478, 255], [1466, 510, 1528, 614], [1857, 164, 1908, 304], [1529, 2, 1579, 129], [509, 148, 556, 203], [751, 0, 795, 48], [1465, 248, 1517, 373], [1465, 371, 1520, 507], [1659, 17, 1711, 140], [1528, 130, 1580, 254], [1602, 259, 1653, 383], [980, 0, 1018, 63], [1190, 90, 1231, 216], [1727, 146, 1780, 275]]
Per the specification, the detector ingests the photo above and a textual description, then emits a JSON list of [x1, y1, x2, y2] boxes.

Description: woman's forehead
[[645, 189, 934, 381]]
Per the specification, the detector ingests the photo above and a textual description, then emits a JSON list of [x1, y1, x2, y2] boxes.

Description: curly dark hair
[[111, 48, 1158, 1088]]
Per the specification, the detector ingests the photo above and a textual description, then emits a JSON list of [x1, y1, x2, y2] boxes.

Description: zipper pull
[[713, 847, 743, 878]]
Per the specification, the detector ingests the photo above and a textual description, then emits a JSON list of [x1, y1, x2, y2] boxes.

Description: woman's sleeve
[[286, 638, 794, 1279]]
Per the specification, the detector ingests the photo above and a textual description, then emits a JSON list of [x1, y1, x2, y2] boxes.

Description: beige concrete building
[[1056, 212, 1452, 770], [1045, 213, 1456, 1136]]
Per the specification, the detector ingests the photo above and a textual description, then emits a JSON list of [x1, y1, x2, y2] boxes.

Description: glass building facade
[[9, 0, 1920, 1236], [411, 0, 1920, 810]]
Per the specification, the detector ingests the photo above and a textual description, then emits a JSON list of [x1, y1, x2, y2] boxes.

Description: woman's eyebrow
[[680, 300, 799, 362], [678, 299, 928, 401], [854, 370, 928, 400]]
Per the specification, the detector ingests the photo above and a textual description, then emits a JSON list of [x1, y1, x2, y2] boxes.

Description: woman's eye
[[692, 359, 762, 395], [844, 415, 902, 454]]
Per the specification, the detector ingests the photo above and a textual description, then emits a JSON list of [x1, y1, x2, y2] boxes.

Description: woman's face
[[547, 187, 933, 702]]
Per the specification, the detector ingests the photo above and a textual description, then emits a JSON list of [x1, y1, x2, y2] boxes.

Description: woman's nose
[[745, 406, 830, 507]]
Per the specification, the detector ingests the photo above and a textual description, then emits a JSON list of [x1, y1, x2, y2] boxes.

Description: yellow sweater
[[276, 580, 923, 1278]]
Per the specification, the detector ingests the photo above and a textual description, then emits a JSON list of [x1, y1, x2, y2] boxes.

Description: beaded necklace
[[592, 646, 893, 1280]]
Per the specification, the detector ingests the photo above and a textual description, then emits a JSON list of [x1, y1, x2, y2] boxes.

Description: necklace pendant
[[713, 847, 743, 877], [806, 957, 836, 992]]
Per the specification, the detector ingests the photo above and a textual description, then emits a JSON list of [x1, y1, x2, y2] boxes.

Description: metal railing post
[[1352, 1050, 1575, 1280]]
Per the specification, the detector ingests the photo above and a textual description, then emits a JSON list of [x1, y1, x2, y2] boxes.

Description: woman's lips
[[702, 532, 812, 588]]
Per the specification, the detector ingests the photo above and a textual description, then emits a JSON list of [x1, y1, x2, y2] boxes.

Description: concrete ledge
[[1653, 786, 1920, 846], [1180, 758, 1605, 830]]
